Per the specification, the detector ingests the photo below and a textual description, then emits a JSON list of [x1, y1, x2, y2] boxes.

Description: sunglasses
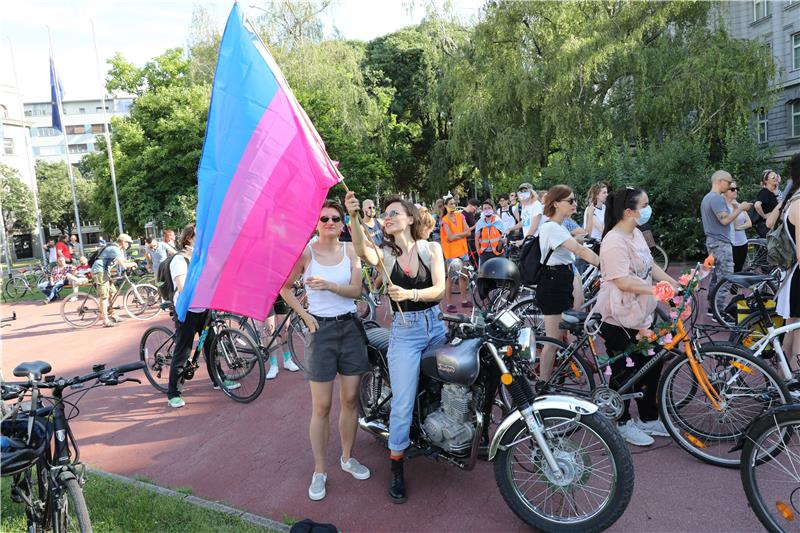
[[561, 197, 577, 205], [319, 216, 342, 223], [729, 187, 738, 192], [385, 209, 406, 219]]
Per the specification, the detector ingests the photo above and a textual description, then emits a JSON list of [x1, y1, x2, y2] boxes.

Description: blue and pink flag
[[176, 2, 341, 321]]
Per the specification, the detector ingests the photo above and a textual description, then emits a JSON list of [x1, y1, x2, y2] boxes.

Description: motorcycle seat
[[366, 327, 390, 352]]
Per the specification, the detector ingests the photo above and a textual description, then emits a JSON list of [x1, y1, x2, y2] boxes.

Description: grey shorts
[[306, 316, 369, 382]]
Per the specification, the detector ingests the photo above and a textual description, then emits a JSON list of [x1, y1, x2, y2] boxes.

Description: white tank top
[[303, 243, 356, 317]]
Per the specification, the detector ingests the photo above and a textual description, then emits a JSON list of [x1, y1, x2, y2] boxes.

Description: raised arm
[[344, 191, 380, 267]]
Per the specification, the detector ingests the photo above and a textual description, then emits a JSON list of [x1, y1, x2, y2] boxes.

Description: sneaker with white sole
[[283, 357, 300, 372], [168, 397, 185, 408], [617, 420, 654, 447], [266, 364, 279, 380], [213, 380, 241, 390], [308, 472, 327, 501], [340, 457, 371, 480], [635, 418, 669, 437]]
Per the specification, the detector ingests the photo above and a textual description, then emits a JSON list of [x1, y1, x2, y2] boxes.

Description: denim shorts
[[306, 317, 369, 382]]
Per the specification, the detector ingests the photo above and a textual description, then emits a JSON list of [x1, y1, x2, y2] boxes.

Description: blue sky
[[1, 0, 482, 103]]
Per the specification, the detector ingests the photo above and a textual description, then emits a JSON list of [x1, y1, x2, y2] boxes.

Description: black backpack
[[87, 244, 115, 267], [157, 254, 189, 301], [518, 234, 554, 286]]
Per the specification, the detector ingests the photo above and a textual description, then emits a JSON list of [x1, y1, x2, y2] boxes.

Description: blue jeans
[[387, 306, 448, 452], [38, 280, 65, 302]]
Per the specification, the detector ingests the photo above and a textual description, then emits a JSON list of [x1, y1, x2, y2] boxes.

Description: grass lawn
[[1, 474, 275, 532]]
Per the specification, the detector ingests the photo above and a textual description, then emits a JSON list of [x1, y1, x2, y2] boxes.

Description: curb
[[88, 468, 291, 532]]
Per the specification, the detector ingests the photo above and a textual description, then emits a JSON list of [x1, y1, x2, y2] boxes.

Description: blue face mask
[[636, 205, 653, 226]]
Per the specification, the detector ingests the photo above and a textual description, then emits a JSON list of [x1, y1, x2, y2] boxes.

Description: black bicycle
[[1, 359, 145, 533], [139, 305, 266, 402]]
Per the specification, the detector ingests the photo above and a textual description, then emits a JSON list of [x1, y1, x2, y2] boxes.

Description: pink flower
[[671, 295, 684, 306], [637, 328, 655, 341], [678, 274, 692, 287], [625, 357, 634, 368], [662, 333, 674, 345], [679, 305, 693, 322], [653, 281, 675, 303], [670, 311, 678, 321], [604, 365, 612, 377], [647, 348, 656, 356]]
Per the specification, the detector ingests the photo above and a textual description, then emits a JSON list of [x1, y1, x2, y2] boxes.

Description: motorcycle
[[358, 308, 635, 533]]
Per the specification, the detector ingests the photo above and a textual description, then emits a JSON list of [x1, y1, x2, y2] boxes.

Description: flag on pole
[[49, 55, 64, 132], [175, 2, 342, 321]]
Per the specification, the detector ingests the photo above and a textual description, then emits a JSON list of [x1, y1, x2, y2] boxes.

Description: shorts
[[93, 272, 117, 299], [306, 316, 369, 382], [536, 265, 574, 315], [446, 254, 469, 267]]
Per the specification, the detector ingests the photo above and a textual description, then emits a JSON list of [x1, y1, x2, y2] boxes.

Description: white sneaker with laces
[[340, 457, 371, 480], [283, 357, 300, 372], [266, 364, 279, 380], [617, 420, 654, 447], [308, 472, 327, 501], [635, 418, 669, 437]]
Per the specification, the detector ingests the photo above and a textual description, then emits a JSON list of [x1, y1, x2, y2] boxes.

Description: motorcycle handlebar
[[438, 312, 472, 324]]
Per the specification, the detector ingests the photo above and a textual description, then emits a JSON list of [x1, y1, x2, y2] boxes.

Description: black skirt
[[537, 265, 574, 315]]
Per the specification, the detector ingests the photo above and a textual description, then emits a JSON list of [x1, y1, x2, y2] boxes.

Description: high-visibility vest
[[440, 213, 469, 259], [477, 217, 504, 255]]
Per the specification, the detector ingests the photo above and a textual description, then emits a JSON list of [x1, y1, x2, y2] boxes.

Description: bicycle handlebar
[[2, 361, 145, 395]]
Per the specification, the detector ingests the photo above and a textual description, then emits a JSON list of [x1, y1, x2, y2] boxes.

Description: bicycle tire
[[140, 325, 175, 392], [658, 343, 791, 468], [287, 314, 311, 372], [508, 298, 545, 335], [650, 245, 669, 271], [710, 276, 778, 328], [60, 293, 101, 328], [55, 474, 92, 533], [123, 283, 162, 320], [5, 276, 30, 299], [740, 406, 800, 533], [211, 327, 265, 403], [217, 313, 261, 344]]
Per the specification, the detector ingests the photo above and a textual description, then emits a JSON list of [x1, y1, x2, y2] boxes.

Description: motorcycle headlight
[[496, 309, 520, 331], [516, 327, 533, 362]]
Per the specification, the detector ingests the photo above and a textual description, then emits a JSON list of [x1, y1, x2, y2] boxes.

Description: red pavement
[[2, 295, 765, 532]]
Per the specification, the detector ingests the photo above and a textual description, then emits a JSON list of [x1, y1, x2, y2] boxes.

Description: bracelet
[[412, 289, 419, 302]]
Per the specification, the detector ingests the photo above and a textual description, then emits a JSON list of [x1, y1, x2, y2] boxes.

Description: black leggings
[[599, 322, 664, 423], [733, 244, 748, 273], [168, 310, 220, 398]]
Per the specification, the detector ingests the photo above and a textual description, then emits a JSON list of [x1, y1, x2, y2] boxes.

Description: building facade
[[720, 0, 800, 162]]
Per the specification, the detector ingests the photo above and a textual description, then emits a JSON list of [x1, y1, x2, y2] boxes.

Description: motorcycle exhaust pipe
[[358, 417, 389, 440], [463, 411, 484, 471]]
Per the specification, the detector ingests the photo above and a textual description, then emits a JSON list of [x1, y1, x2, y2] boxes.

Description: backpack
[[157, 254, 189, 301], [87, 244, 115, 267], [518, 224, 555, 286], [767, 193, 800, 270]]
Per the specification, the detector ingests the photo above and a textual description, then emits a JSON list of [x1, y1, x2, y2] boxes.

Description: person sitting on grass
[[38, 257, 73, 303]]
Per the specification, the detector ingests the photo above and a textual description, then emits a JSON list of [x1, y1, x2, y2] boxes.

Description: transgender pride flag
[[176, 2, 341, 321]]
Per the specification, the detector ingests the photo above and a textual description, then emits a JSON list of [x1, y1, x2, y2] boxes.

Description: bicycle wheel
[[710, 277, 778, 328], [217, 313, 261, 344], [355, 291, 377, 321], [658, 344, 790, 468], [287, 313, 311, 372], [509, 298, 545, 335], [140, 325, 175, 392], [729, 311, 787, 375], [740, 406, 800, 533], [744, 240, 770, 274], [54, 474, 92, 533], [5, 276, 30, 299], [123, 284, 162, 320], [650, 245, 669, 271], [211, 327, 265, 403], [60, 293, 101, 328]]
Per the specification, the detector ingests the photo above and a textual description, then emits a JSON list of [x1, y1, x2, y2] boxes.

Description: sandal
[[103, 321, 117, 328]]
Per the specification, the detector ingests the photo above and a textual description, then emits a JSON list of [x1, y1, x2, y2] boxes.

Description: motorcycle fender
[[488, 395, 598, 461]]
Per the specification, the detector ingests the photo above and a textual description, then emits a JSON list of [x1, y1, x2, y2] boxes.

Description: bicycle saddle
[[13, 361, 52, 380], [723, 273, 775, 288], [560, 310, 601, 324]]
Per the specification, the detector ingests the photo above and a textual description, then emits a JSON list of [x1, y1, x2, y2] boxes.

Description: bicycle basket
[[1, 414, 48, 477]]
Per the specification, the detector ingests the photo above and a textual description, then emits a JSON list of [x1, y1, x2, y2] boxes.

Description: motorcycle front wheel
[[493, 409, 634, 533]]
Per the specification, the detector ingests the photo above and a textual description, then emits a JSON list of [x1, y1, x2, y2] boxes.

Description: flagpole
[[7, 38, 46, 261], [90, 19, 123, 235], [47, 26, 84, 251]]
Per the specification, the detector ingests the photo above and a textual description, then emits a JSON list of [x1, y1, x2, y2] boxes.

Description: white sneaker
[[283, 357, 300, 372], [308, 472, 327, 501], [340, 457, 371, 480], [617, 420, 654, 447], [266, 363, 279, 380], [635, 418, 669, 437]]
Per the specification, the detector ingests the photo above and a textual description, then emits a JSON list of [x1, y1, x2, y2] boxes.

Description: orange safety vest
[[477, 217, 504, 256], [440, 213, 469, 259]]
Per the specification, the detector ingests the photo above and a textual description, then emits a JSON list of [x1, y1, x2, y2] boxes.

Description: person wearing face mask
[[594, 187, 680, 446], [752, 169, 782, 237], [517, 182, 543, 241], [474, 199, 507, 266]]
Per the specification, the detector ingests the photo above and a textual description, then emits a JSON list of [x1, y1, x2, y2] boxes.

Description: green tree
[[0, 163, 35, 231], [36, 160, 94, 237]]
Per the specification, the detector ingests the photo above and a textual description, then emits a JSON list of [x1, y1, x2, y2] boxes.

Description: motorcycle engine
[[422, 383, 475, 456]]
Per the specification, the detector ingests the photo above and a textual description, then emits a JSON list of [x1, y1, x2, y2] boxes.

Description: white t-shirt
[[48, 246, 57, 263], [539, 221, 575, 266], [730, 204, 749, 247], [521, 201, 544, 238], [583, 204, 606, 240], [169, 255, 188, 304]]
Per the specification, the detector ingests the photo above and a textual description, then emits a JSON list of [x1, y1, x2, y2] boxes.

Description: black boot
[[389, 458, 407, 504]]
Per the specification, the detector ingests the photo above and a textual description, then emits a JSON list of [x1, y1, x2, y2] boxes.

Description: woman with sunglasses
[[724, 181, 752, 272], [345, 191, 447, 505], [753, 169, 782, 237], [537, 185, 600, 382], [280, 200, 372, 502]]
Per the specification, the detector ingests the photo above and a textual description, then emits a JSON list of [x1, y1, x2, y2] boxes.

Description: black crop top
[[389, 252, 437, 313]]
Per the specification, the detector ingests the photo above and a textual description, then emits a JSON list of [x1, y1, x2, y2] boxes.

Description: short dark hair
[[482, 199, 495, 209], [321, 199, 345, 220], [468, 198, 480, 207], [498, 193, 509, 201], [145, 236, 156, 244]]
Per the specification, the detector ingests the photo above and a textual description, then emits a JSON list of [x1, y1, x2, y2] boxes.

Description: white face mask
[[519, 191, 531, 201]]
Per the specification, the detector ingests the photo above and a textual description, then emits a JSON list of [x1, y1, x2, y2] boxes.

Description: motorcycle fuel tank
[[421, 338, 482, 386]]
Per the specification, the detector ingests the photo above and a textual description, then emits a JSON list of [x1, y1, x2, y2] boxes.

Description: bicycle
[[744, 237, 770, 274], [139, 305, 266, 402], [739, 403, 800, 533], [1, 359, 145, 533], [507, 263, 791, 468], [4, 263, 48, 299], [709, 269, 780, 328], [60, 269, 161, 328], [640, 227, 669, 271]]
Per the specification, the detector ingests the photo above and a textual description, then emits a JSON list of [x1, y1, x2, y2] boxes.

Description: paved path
[[2, 293, 764, 532]]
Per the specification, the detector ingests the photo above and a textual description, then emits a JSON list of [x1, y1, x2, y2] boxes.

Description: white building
[[24, 96, 133, 165]]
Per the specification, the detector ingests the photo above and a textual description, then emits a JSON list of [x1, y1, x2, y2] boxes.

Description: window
[[33, 145, 65, 156], [32, 127, 59, 137], [794, 33, 800, 70], [758, 109, 769, 143], [95, 106, 109, 112], [78, 107, 86, 114], [793, 101, 800, 138], [3, 138, 14, 156], [65, 125, 85, 135], [753, 0, 771, 20], [91, 123, 105, 134], [68, 143, 88, 154]]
